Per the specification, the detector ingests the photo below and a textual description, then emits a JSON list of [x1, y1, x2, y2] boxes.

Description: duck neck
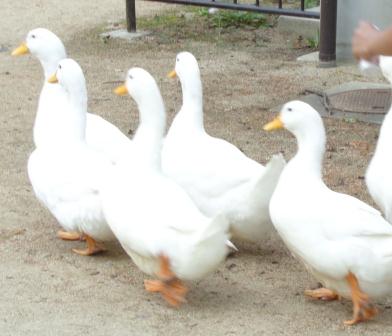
[[133, 93, 166, 171], [179, 72, 204, 132], [374, 106, 392, 156], [62, 85, 87, 144], [292, 125, 326, 179], [39, 51, 66, 80], [41, 59, 59, 79]]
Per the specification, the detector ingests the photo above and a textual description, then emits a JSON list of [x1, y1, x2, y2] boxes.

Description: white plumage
[[101, 68, 231, 305], [264, 100, 392, 324], [366, 55, 392, 222], [13, 28, 132, 162], [162, 51, 285, 243], [28, 59, 115, 254]]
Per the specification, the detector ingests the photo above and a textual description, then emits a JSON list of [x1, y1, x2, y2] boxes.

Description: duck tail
[[251, 153, 286, 203], [189, 214, 231, 279]]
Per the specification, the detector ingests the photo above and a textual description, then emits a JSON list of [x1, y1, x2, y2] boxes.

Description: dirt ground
[[1, 0, 392, 335]]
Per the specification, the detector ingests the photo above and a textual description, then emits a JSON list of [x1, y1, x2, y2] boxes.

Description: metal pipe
[[278, 0, 282, 9], [126, 0, 136, 32], [300, 0, 304, 11], [145, 0, 320, 18], [319, 0, 337, 67]]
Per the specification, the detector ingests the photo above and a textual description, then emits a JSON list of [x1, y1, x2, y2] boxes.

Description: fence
[[125, 0, 337, 65]]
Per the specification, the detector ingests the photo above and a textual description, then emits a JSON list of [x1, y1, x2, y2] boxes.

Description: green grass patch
[[304, 0, 320, 9], [134, 8, 272, 48], [137, 12, 184, 30], [305, 27, 320, 49], [138, 8, 269, 32], [197, 8, 268, 29]]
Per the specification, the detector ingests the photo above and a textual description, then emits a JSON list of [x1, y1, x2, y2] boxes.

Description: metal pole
[[319, 0, 337, 67], [126, 0, 136, 32]]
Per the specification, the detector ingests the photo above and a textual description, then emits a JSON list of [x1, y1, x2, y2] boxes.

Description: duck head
[[115, 67, 164, 109], [264, 100, 326, 157], [168, 51, 200, 82], [115, 67, 166, 167], [13, 28, 66, 58], [264, 101, 323, 134], [12, 28, 66, 77], [264, 101, 326, 173], [47, 58, 86, 95]]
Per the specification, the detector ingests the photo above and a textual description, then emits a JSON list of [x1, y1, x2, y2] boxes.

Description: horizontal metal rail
[[145, 0, 320, 19]]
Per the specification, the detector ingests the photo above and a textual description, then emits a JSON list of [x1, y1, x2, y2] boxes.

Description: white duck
[[366, 55, 392, 222], [264, 100, 392, 325], [162, 51, 285, 243], [101, 67, 231, 306], [28, 58, 115, 255], [12, 28, 132, 161]]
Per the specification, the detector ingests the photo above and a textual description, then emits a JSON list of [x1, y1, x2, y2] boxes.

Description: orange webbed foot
[[57, 230, 85, 241], [72, 235, 106, 256], [344, 272, 378, 325], [144, 255, 188, 307], [304, 287, 340, 301]]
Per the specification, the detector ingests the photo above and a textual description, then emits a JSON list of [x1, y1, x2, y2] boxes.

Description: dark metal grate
[[318, 88, 392, 124], [326, 89, 391, 115]]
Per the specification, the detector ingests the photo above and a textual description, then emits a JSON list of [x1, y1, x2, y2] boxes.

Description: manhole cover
[[324, 88, 391, 123]]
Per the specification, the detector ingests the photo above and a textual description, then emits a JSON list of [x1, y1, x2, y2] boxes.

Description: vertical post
[[319, 0, 337, 67], [126, 0, 136, 32]]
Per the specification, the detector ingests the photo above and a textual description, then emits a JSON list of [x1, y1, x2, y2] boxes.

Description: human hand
[[352, 21, 380, 61]]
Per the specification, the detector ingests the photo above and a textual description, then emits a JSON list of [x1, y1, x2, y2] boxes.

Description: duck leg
[[304, 288, 340, 301], [144, 255, 188, 307], [57, 230, 85, 241], [72, 235, 106, 256], [344, 272, 378, 325]]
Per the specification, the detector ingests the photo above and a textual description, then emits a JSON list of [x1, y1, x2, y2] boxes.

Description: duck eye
[[58, 64, 62, 70], [287, 107, 292, 112], [176, 58, 179, 62], [129, 74, 133, 80], [31, 34, 36, 39]]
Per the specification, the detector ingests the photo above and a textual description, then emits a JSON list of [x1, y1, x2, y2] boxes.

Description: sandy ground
[[1, 0, 392, 335]]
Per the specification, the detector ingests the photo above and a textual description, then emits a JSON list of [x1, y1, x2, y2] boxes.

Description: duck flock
[[11, 27, 392, 326]]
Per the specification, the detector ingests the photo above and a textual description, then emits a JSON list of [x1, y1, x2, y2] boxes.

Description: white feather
[[162, 51, 285, 243], [268, 100, 392, 299], [101, 68, 231, 281]]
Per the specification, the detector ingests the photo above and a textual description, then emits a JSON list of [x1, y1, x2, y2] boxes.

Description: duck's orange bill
[[114, 84, 128, 96], [263, 116, 284, 131], [47, 73, 58, 84], [167, 70, 177, 78], [11, 42, 29, 56]]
